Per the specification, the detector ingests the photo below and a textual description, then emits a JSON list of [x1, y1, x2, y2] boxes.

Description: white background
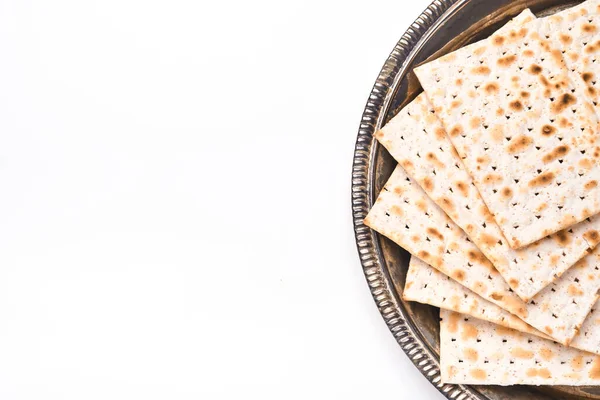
[[0, 0, 442, 399]]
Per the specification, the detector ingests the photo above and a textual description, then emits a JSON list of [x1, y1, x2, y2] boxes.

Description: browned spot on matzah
[[451, 99, 462, 109], [496, 326, 517, 337], [474, 46, 487, 56], [583, 22, 598, 33], [584, 230, 600, 246], [474, 281, 487, 294], [439, 196, 454, 211], [446, 366, 457, 379], [470, 369, 487, 380], [509, 278, 519, 288], [483, 82, 498, 94], [497, 54, 516, 67], [483, 173, 503, 184], [425, 152, 445, 169], [542, 145, 570, 163], [490, 293, 503, 301], [449, 125, 463, 137], [528, 64, 542, 74], [476, 155, 489, 165], [541, 124, 556, 136], [559, 33, 572, 45], [492, 36, 505, 46], [506, 135, 533, 153], [586, 180, 598, 190], [501, 187, 513, 199], [490, 125, 504, 142], [585, 40, 600, 53], [453, 269, 466, 281], [572, 355, 584, 370], [467, 249, 487, 264], [461, 323, 478, 340], [539, 348, 553, 361], [510, 347, 534, 359], [434, 127, 446, 140], [558, 117, 571, 128], [426, 227, 444, 241], [550, 93, 577, 114], [390, 205, 403, 216], [472, 65, 491, 75], [447, 312, 459, 333], [568, 284, 583, 296], [509, 100, 523, 111], [589, 357, 600, 379], [480, 233, 498, 247], [463, 348, 478, 362], [529, 172, 555, 188], [455, 181, 469, 197], [538, 368, 552, 379], [423, 177, 433, 191]]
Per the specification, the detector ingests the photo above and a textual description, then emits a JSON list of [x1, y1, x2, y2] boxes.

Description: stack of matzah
[[364, 0, 600, 386]]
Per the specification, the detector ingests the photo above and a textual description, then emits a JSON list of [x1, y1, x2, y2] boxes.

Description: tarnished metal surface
[[351, 0, 600, 398]]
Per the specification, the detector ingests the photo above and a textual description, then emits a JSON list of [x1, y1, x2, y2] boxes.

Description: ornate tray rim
[[351, 0, 479, 398]]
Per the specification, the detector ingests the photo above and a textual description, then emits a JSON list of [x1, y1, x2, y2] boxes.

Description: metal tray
[[350, 0, 600, 399]]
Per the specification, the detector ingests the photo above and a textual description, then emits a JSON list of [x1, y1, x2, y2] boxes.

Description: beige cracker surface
[[440, 309, 600, 385], [377, 92, 600, 300], [415, 8, 600, 249], [365, 165, 600, 345]]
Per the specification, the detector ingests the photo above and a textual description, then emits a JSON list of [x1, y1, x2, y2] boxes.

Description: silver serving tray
[[351, 0, 600, 399]]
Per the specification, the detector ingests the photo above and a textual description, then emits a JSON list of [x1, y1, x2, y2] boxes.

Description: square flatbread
[[415, 10, 600, 249], [377, 92, 600, 300], [542, 0, 600, 117], [405, 256, 600, 355], [441, 309, 600, 385], [365, 165, 600, 345], [404, 257, 548, 339]]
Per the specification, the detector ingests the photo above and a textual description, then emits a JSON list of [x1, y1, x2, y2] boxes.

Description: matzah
[[415, 11, 600, 249], [573, 305, 600, 353], [365, 165, 600, 345], [405, 256, 600, 355], [440, 309, 600, 385], [542, 0, 600, 111], [377, 92, 600, 300], [404, 257, 547, 338]]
